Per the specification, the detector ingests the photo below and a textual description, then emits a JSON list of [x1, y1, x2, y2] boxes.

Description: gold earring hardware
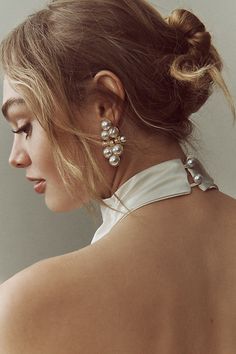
[[100, 118, 127, 167]]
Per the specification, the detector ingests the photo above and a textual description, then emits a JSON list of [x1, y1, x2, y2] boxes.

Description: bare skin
[[51, 188, 236, 353], [2, 177, 236, 354]]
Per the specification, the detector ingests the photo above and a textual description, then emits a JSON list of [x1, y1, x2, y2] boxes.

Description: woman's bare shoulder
[[0, 246, 104, 353], [0, 240, 160, 353], [0, 259, 54, 353]]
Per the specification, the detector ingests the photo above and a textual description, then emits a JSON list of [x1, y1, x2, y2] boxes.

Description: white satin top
[[91, 157, 217, 244]]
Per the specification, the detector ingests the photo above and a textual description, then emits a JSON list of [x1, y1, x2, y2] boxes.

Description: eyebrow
[[1, 97, 27, 121]]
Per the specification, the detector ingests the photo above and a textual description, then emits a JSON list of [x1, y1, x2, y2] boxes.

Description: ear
[[93, 70, 125, 101], [93, 70, 125, 124]]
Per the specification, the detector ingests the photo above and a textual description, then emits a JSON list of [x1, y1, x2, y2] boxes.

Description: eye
[[12, 122, 32, 139]]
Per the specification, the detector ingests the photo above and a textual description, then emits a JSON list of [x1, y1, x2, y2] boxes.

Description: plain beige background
[[0, 0, 235, 283]]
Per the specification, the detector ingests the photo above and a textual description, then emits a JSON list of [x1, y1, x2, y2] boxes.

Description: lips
[[27, 177, 46, 194], [33, 180, 46, 194]]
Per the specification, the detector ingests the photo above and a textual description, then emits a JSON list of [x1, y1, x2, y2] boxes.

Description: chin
[[45, 196, 82, 213]]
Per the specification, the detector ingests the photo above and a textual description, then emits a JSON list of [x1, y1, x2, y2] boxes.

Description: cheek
[[42, 155, 60, 178], [33, 129, 55, 169]]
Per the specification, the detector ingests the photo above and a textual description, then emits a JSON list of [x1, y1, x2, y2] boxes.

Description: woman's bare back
[[27, 187, 236, 354]]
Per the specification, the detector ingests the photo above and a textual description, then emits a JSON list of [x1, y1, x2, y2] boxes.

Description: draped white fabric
[[91, 158, 196, 244]]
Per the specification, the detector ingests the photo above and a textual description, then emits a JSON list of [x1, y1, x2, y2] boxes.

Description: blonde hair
[[0, 0, 235, 217]]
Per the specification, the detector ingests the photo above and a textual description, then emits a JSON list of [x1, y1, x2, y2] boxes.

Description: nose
[[8, 138, 31, 168]]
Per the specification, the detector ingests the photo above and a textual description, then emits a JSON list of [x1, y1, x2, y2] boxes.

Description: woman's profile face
[[2, 77, 85, 212]]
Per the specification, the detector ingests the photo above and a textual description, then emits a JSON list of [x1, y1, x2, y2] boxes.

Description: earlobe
[[93, 70, 125, 101]]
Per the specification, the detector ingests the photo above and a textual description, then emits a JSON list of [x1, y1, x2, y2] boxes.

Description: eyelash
[[12, 123, 32, 139]]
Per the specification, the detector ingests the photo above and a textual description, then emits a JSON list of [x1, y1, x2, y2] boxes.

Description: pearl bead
[[101, 130, 110, 141], [120, 136, 127, 144], [194, 174, 202, 185], [109, 155, 120, 167], [101, 119, 112, 131], [103, 147, 113, 158], [108, 127, 119, 138], [186, 157, 196, 169], [112, 144, 123, 156]]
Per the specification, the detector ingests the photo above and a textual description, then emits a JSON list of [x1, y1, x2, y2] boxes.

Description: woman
[[1, 0, 236, 352]]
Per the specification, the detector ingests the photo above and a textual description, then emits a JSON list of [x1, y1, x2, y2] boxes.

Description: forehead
[[2, 77, 28, 121], [2, 76, 22, 105]]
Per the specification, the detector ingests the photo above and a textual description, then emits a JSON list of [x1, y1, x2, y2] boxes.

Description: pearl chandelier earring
[[101, 118, 127, 167]]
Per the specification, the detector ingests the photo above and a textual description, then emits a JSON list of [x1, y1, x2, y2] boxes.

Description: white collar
[[91, 158, 192, 244]]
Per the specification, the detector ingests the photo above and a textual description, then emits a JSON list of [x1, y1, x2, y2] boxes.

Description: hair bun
[[166, 9, 211, 57]]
